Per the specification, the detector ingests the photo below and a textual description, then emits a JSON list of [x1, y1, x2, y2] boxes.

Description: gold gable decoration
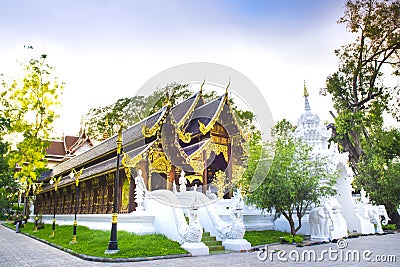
[[141, 124, 159, 138], [186, 174, 203, 183], [177, 92, 202, 127], [198, 120, 208, 135], [189, 160, 204, 173], [205, 143, 229, 163], [121, 152, 143, 183], [149, 150, 171, 175], [197, 94, 228, 135], [177, 128, 192, 143]]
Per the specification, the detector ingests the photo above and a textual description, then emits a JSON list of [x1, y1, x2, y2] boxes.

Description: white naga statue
[[182, 200, 203, 243], [179, 170, 187, 193], [206, 186, 217, 200], [134, 169, 146, 210], [224, 188, 246, 239]]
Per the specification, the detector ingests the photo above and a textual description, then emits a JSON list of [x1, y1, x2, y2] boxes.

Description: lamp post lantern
[[49, 176, 61, 238], [105, 124, 123, 254], [70, 168, 84, 244]]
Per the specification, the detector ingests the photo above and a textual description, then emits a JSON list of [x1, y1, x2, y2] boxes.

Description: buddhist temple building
[[45, 129, 94, 169], [36, 87, 247, 215]]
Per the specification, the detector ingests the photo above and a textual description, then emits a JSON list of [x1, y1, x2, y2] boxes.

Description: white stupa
[[294, 81, 331, 154]]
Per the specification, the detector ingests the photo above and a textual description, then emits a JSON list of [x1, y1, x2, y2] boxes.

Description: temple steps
[[201, 231, 226, 253]]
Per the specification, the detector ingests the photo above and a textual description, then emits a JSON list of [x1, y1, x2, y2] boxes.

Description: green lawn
[[244, 230, 287, 246], [4, 222, 187, 258]]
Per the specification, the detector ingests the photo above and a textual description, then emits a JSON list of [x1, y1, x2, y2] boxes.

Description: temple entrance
[[206, 152, 229, 197], [150, 172, 167, 191]]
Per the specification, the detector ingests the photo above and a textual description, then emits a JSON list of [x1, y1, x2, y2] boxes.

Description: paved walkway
[[0, 224, 399, 266]]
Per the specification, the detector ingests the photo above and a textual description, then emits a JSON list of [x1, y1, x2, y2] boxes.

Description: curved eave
[[176, 92, 203, 127], [185, 138, 212, 160], [198, 94, 227, 134], [48, 107, 167, 179], [42, 141, 155, 193]]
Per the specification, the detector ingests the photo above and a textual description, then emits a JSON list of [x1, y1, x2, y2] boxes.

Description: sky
[[0, 0, 356, 136]]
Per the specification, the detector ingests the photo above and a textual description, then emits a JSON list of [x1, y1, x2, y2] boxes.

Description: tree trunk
[[282, 211, 296, 236]]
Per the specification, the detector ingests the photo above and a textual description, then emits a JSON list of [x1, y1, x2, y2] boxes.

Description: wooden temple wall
[[35, 170, 136, 215]]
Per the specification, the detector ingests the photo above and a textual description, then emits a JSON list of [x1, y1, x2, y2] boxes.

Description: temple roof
[[46, 140, 66, 157], [42, 141, 155, 190], [46, 131, 94, 162], [42, 88, 246, 187], [185, 95, 225, 135], [171, 92, 202, 126], [48, 106, 167, 178], [183, 139, 210, 157]]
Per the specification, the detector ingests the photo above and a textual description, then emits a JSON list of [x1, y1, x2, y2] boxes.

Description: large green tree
[[1, 53, 63, 199], [245, 120, 337, 236], [0, 118, 17, 214], [326, 0, 400, 222], [326, 0, 400, 168]]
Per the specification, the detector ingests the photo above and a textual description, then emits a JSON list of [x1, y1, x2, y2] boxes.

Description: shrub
[[282, 234, 303, 244], [382, 224, 396, 231]]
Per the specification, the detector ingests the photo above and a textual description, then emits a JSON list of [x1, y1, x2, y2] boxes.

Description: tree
[[326, 0, 400, 223], [1, 53, 63, 202], [0, 118, 17, 214], [356, 128, 400, 224], [245, 120, 337, 235], [326, 0, 400, 169]]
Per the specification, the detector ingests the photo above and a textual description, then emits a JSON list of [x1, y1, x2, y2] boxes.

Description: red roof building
[[46, 130, 93, 169]]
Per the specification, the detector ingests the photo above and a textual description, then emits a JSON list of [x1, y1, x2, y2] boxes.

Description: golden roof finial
[[303, 80, 309, 97], [225, 77, 230, 96], [162, 91, 172, 107], [102, 116, 109, 140], [200, 78, 205, 95]]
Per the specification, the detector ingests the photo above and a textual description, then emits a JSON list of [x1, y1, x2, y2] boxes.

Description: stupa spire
[[303, 80, 311, 112]]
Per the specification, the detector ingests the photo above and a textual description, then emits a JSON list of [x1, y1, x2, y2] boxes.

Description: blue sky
[[0, 0, 353, 135]]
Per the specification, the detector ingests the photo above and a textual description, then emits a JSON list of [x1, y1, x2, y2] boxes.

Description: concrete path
[[0, 224, 399, 266]]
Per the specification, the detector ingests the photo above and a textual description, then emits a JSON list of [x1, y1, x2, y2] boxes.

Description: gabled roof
[[42, 88, 247, 185], [171, 92, 202, 126], [47, 106, 168, 178], [66, 130, 94, 155], [46, 131, 94, 158], [65, 136, 79, 152], [46, 141, 66, 157], [184, 95, 226, 135]]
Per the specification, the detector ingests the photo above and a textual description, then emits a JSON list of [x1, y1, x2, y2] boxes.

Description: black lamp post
[[32, 182, 43, 233], [70, 168, 84, 244], [49, 176, 60, 238], [105, 125, 123, 254]]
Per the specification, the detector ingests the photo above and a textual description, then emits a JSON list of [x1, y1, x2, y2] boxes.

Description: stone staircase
[[201, 231, 226, 254]]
